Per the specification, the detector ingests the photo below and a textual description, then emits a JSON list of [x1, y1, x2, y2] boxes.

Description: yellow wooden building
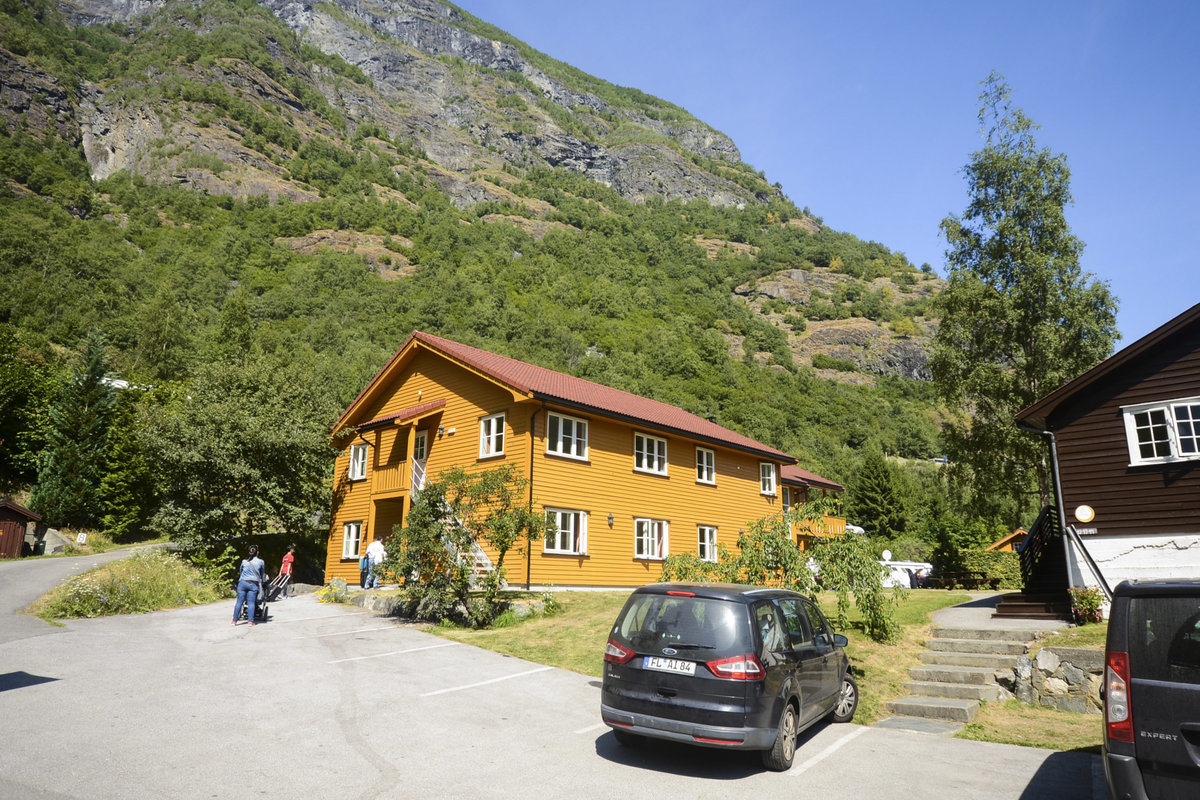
[[324, 331, 844, 588]]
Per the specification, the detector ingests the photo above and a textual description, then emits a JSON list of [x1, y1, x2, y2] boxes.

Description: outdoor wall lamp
[[1074, 504, 1095, 523], [607, 513, 614, 527], [438, 424, 445, 437]]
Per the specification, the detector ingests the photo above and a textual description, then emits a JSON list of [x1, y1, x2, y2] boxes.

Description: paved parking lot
[[0, 565, 1105, 799]]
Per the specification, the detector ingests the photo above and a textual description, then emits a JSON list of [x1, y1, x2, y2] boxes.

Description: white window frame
[[348, 443, 368, 481], [635, 518, 668, 560], [634, 433, 668, 475], [413, 429, 428, 462], [696, 447, 715, 484], [545, 508, 587, 555], [697, 525, 718, 563], [342, 521, 362, 559], [546, 412, 588, 460], [480, 412, 506, 458], [760, 462, 777, 496], [1122, 396, 1200, 466], [781, 486, 792, 512]]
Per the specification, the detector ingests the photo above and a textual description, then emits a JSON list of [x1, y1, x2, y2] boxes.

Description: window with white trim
[[545, 508, 587, 555], [635, 518, 668, 560], [760, 462, 777, 496], [348, 443, 368, 481], [697, 525, 718, 563], [546, 412, 588, 459], [696, 447, 715, 484], [342, 521, 362, 559], [480, 412, 505, 458], [634, 433, 668, 475], [1122, 397, 1200, 465]]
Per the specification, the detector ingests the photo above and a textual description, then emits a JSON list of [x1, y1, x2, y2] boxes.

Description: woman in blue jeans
[[232, 544, 267, 626]]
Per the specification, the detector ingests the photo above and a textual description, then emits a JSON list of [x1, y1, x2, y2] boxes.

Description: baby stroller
[[265, 572, 291, 602], [235, 581, 269, 623]]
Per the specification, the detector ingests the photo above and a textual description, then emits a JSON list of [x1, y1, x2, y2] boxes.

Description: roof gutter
[[531, 392, 795, 464]]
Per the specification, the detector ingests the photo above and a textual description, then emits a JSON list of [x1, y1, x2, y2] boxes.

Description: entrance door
[[412, 430, 428, 491]]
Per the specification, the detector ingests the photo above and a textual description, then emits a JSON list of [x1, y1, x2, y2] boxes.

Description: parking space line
[[420, 666, 554, 697], [574, 722, 608, 735], [303, 625, 400, 639], [329, 642, 460, 664], [788, 726, 868, 776], [270, 611, 371, 624]]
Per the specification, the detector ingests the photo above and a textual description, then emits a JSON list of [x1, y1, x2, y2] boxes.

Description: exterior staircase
[[884, 625, 1047, 725], [994, 505, 1072, 621]]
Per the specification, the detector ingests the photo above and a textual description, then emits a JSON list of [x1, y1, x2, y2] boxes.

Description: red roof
[[781, 464, 843, 492], [336, 331, 796, 462]]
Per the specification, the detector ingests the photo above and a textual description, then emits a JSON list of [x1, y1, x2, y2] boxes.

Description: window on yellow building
[[545, 509, 587, 555], [698, 525, 718, 562], [480, 412, 505, 458], [547, 413, 588, 459], [760, 462, 777, 496], [349, 443, 368, 480], [635, 518, 668, 560], [634, 433, 668, 475], [696, 447, 715, 484], [342, 521, 362, 559]]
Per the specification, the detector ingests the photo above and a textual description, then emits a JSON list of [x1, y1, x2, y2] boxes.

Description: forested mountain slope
[[0, 0, 946, 494]]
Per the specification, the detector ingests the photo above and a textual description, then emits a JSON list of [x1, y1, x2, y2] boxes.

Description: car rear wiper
[[669, 643, 715, 650]]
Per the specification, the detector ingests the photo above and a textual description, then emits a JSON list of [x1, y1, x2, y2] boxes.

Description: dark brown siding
[[1047, 326, 1200, 539]]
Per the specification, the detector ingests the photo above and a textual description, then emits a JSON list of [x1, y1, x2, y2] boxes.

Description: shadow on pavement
[[1019, 750, 1102, 799], [0, 671, 58, 692]]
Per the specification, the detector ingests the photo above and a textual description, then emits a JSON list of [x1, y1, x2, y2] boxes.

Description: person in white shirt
[[365, 535, 387, 589]]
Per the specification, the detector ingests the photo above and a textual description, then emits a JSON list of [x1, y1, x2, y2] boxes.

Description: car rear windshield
[[614, 594, 753, 655], [1129, 596, 1200, 685]]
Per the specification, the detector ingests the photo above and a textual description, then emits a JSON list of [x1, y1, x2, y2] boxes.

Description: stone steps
[[883, 625, 1044, 728]]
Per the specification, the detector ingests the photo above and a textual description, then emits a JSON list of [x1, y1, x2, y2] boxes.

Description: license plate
[[643, 656, 696, 676]]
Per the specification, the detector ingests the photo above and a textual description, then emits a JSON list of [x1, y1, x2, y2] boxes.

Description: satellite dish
[[882, 549, 892, 562]]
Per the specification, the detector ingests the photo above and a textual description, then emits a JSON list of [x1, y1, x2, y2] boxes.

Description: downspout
[[527, 401, 545, 590]]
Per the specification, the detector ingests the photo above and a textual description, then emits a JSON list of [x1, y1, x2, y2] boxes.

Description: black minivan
[[600, 582, 857, 771], [1104, 579, 1200, 799]]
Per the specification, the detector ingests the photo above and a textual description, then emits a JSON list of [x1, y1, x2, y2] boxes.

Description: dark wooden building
[[0, 499, 41, 559], [1014, 301, 1200, 600]]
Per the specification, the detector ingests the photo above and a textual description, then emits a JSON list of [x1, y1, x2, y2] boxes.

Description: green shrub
[[957, 549, 1022, 589], [36, 548, 224, 619], [812, 353, 857, 372]]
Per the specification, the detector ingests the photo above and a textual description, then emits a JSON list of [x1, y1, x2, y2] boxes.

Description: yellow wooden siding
[[485, 403, 788, 587], [325, 350, 529, 584]]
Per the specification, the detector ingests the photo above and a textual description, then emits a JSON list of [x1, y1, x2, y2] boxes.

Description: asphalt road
[[0, 554, 1106, 799]]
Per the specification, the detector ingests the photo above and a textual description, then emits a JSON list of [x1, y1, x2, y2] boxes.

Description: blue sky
[[454, 0, 1199, 345]]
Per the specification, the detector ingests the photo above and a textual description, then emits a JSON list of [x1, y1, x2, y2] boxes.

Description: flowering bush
[[1069, 585, 1105, 624]]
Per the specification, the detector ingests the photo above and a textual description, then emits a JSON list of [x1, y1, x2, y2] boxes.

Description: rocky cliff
[[42, 0, 760, 208]]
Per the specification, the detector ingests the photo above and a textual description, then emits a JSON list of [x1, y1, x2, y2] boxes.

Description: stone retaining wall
[[998, 646, 1104, 714]]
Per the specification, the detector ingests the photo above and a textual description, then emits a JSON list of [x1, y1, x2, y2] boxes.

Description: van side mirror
[[833, 634, 848, 648]]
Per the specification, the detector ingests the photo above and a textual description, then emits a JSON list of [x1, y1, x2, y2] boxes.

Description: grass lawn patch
[[960, 700, 1102, 753]]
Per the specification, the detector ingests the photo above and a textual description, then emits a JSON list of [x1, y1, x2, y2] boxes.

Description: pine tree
[[848, 448, 906, 539], [30, 330, 117, 527]]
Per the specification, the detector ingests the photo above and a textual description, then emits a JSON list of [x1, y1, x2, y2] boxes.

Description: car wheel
[[761, 702, 798, 771], [830, 673, 858, 723], [612, 728, 639, 747]]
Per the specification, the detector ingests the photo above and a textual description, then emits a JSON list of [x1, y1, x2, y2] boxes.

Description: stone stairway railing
[[884, 625, 1048, 724]]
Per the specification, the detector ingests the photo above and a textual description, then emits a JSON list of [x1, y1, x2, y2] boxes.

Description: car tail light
[[1106, 650, 1133, 743], [707, 653, 765, 680], [666, 590, 696, 597], [604, 637, 635, 664]]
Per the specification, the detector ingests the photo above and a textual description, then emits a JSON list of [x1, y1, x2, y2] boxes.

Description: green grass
[[30, 548, 225, 620]]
